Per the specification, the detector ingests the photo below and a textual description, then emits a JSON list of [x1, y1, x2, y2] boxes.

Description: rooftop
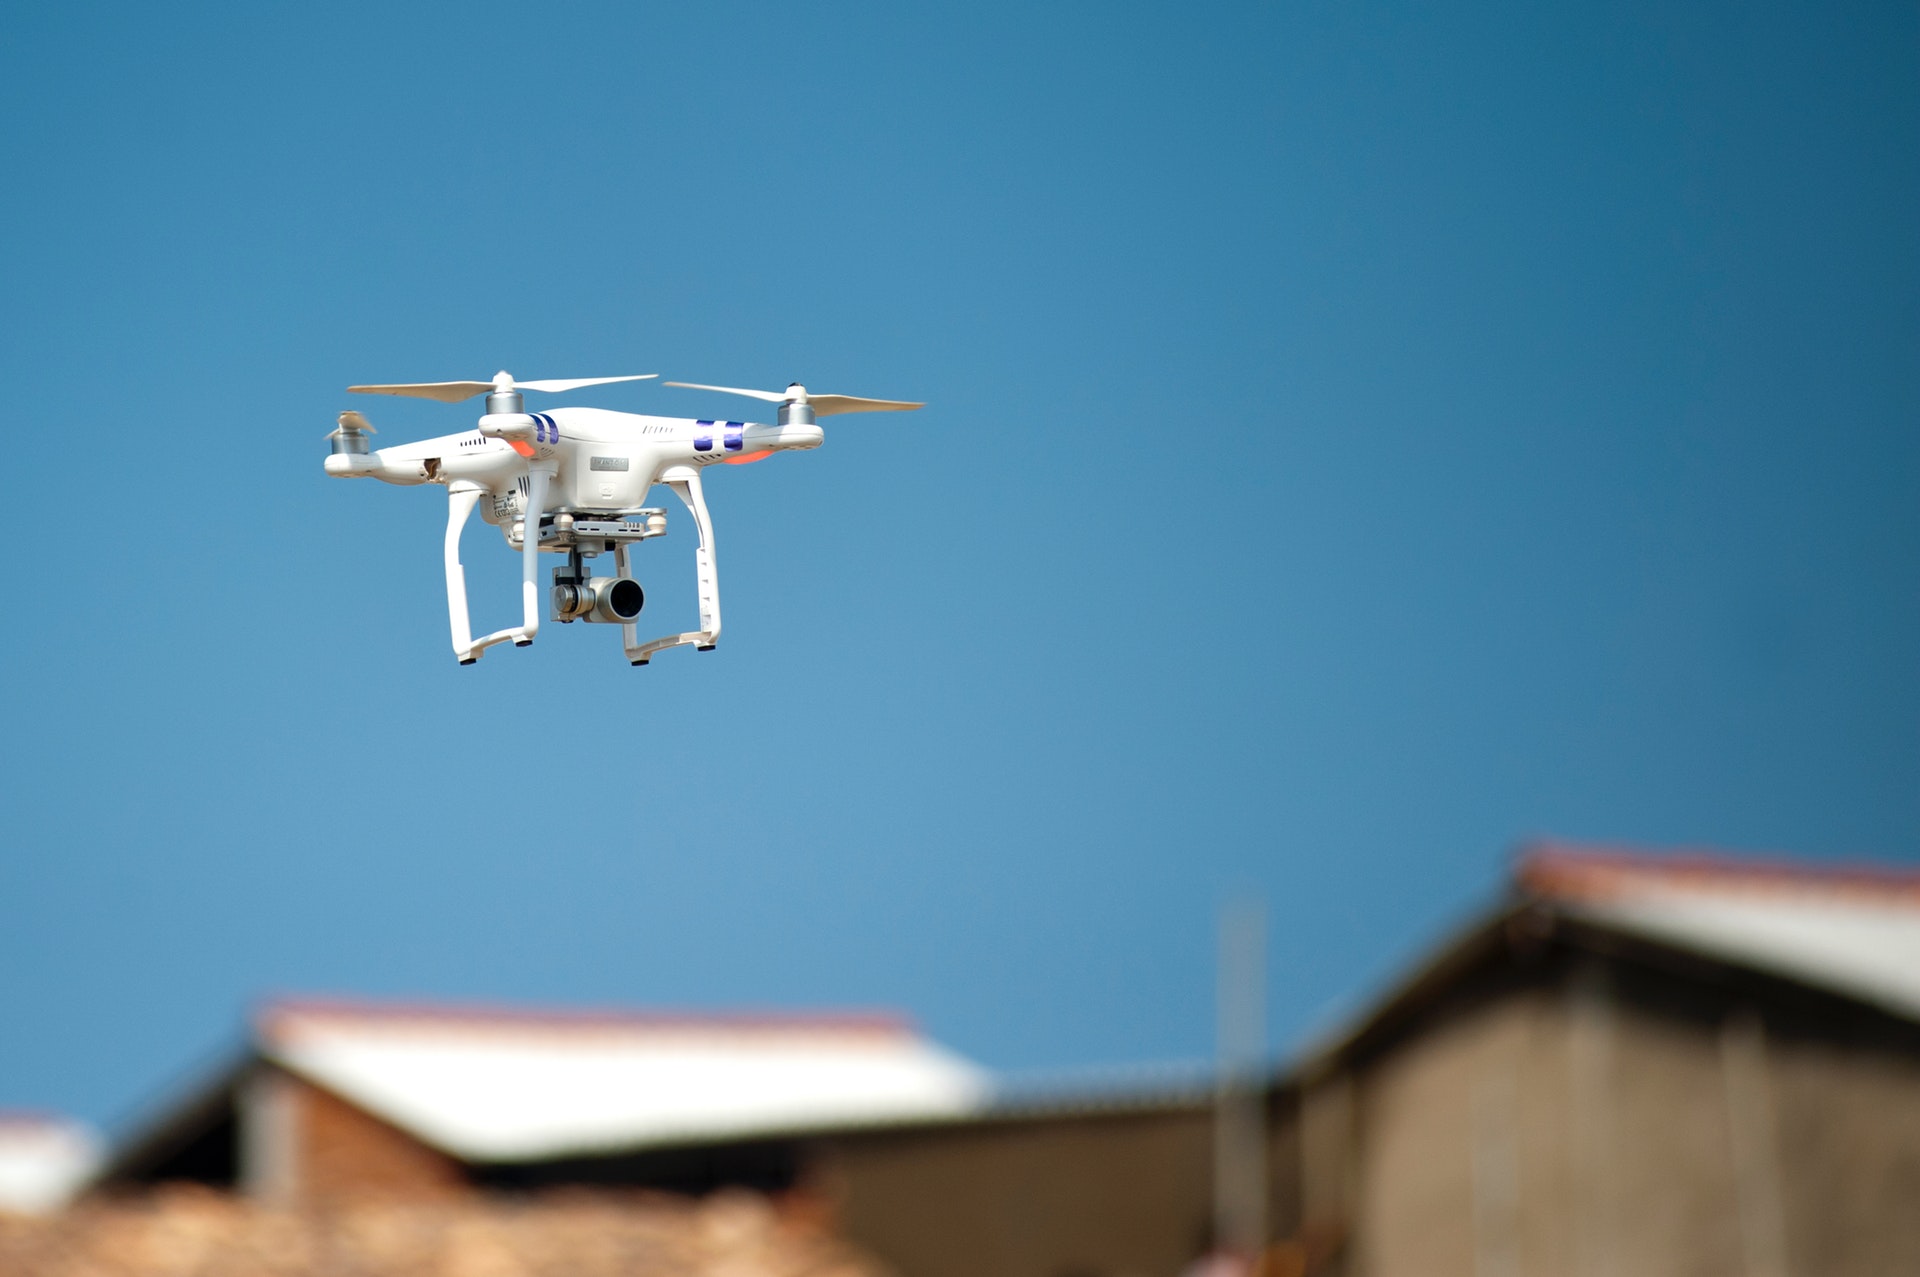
[[1517, 840, 1920, 1020], [253, 997, 990, 1162], [0, 1113, 99, 1215]]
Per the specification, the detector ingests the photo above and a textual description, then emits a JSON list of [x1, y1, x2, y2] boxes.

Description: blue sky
[[1, 0, 1915, 1130]]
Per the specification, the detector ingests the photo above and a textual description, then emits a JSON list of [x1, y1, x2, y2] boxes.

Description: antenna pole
[[1215, 899, 1268, 1267]]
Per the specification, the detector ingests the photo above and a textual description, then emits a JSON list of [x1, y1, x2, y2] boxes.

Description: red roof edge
[[0, 1110, 89, 1132], [251, 994, 920, 1043], [1513, 838, 1920, 905]]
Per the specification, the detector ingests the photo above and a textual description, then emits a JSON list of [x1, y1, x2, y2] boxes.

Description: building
[[91, 842, 1920, 1277], [101, 1000, 988, 1202], [1268, 843, 1920, 1276]]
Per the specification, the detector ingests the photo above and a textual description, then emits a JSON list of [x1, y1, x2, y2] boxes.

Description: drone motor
[[326, 411, 376, 457]]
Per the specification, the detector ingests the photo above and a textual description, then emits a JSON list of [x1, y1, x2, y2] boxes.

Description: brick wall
[[242, 1067, 466, 1203]]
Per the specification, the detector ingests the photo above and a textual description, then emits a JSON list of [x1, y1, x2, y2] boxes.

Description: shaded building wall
[[1758, 1005, 1920, 1274], [1343, 990, 1528, 1277], [1341, 971, 1752, 1277], [824, 1107, 1215, 1277], [1300, 950, 1920, 1277]]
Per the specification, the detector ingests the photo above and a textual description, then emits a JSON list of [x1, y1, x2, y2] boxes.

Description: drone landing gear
[[624, 467, 721, 666], [444, 468, 720, 667], [445, 472, 552, 663]]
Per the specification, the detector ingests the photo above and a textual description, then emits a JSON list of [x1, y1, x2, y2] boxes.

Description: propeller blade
[[667, 382, 924, 415], [808, 394, 924, 416], [347, 381, 493, 403], [664, 381, 789, 404], [515, 374, 659, 393]]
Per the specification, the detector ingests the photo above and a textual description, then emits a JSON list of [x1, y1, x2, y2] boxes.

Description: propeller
[[327, 410, 377, 456], [347, 371, 658, 404], [665, 381, 924, 418]]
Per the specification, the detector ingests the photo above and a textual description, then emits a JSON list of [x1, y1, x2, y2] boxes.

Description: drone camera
[[551, 573, 645, 624]]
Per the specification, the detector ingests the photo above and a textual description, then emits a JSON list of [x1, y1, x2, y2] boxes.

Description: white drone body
[[325, 371, 920, 665]]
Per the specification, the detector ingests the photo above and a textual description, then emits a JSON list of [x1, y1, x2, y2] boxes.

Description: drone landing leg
[[460, 467, 555, 660], [626, 467, 722, 666], [515, 467, 551, 646], [615, 541, 644, 658], [444, 484, 483, 664]]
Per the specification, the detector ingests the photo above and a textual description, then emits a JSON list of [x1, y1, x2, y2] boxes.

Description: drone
[[325, 371, 921, 665]]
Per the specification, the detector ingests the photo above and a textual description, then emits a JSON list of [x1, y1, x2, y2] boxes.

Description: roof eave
[[89, 1050, 255, 1190]]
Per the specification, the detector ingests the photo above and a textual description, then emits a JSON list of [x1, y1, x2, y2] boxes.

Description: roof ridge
[[0, 1110, 86, 1129], [252, 995, 920, 1040], [1515, 840, 1920, 905]]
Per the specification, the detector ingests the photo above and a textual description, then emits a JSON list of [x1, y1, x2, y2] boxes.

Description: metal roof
[[255, 999, 990, 1162], [0, 1113, 99, 1215], [1292, 843, 1920, 1080], [1518, 844, 1920, 1021]]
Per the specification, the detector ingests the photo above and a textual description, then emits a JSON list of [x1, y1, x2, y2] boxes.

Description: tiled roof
[[0, 1185, 884, 1276]]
